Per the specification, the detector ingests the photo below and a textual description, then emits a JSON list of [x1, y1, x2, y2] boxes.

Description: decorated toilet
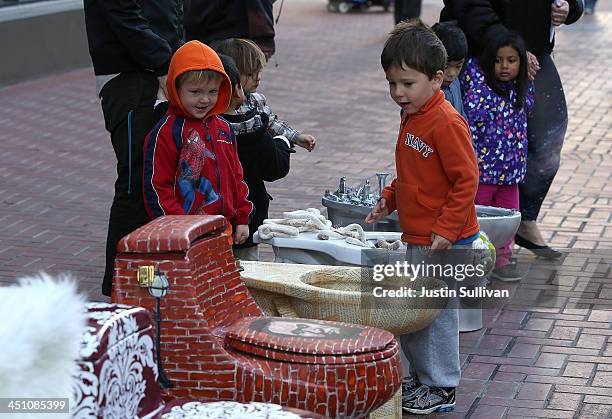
[[72, 303, 163, 418], [253, 204, 507, 333], [111, 215, 402, 418]]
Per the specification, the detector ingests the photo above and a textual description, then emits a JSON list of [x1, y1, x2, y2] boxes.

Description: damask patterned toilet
[[112, 215, 402, 418]]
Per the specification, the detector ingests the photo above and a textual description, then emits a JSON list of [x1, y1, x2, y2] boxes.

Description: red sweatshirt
[[143, 41, 253, 225], [381, 91, 480, 245]]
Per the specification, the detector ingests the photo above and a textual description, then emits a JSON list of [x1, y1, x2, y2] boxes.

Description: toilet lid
[[225, 317, 397, 364]]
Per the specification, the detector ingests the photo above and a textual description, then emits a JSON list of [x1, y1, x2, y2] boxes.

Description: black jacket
[[224, 112, 292, 248], [83, 0, 184, 76], [441, 0, 583, 57], [184, 0, 275, 58]]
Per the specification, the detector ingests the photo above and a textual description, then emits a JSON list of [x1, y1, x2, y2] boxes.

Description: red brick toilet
[[112, 215, 401, 418]]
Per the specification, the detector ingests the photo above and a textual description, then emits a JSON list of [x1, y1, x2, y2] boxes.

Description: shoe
[[514, 234, 562, 259], [402, 384, 455, 415], [585, 7, 594, 14], [490, 263, 522, 282], [402, 376, 422, 401]]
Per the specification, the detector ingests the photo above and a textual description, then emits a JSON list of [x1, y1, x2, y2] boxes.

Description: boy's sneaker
[[402, 376, 422, 401], [402, 385, 455, 415], [491, 263, 522, 282]]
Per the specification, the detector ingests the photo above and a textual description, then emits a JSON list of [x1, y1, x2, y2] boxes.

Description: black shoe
[[514, 234, 562, 259], [491, 263, 522, 282], [402, 376, 422, 401], [402, 385, 455, 415]]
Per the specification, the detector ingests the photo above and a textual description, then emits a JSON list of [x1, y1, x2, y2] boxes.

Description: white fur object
[[0, 273, 86, 418]]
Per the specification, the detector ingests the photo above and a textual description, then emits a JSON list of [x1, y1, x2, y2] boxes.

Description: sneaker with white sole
[[402, 384, 455, 415]]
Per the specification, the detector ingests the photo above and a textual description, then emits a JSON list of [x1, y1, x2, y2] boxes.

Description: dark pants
[[394, 0, 421, 23], [519, 54, 568, 221], [99, 72, 159, 296]]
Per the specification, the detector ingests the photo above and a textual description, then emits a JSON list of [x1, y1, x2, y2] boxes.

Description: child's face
[[178, 77, 222, 119], [240, 71, 261, 94], [386, 63, 443, 115], [495, 46, 520, 82], [442, 59, 465, 88]]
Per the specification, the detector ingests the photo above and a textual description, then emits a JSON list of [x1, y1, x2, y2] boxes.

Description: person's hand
[[294, 134, 316, 152], [365, 198, 390, 224], [551, 0, 570, 26], [526, 51, 540, 81], [233, 224, 249, 244], [157, 75, 168, 100], [429, 233, 452, 254]]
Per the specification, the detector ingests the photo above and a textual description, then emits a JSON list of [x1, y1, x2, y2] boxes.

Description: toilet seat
[[225, 317, 398, 364]]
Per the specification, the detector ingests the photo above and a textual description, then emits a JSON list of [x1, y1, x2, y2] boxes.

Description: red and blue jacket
[[143, 41, 253, 226]]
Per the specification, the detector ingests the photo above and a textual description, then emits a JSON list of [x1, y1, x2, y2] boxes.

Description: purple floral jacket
[[460, 58, 535, 185]]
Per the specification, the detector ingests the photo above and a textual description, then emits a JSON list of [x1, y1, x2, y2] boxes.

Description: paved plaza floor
[[0, 0, 610, 417]]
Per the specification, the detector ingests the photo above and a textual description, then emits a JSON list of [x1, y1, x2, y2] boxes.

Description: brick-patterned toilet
[[112, 215, 402, 418]]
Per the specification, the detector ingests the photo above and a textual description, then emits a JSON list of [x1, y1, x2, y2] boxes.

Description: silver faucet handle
[[376, 172, 389, 196], [338, 176, 348, 194]]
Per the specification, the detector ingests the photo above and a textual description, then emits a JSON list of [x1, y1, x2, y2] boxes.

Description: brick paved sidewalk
[[0, 0, 610, 417]]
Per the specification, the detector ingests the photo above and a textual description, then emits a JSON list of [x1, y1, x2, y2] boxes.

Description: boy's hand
[[429, 233, 452, 254], [233, 224, 249, 245], [365, 198, 390, 224], [294, 134, 317, 152]]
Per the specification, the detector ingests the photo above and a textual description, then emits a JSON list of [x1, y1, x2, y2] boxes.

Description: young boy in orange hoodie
[[143, 41, 253, 245], [366, 20, 480, 415]]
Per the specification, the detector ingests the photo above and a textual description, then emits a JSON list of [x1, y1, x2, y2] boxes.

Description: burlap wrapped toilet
[[241, 262, 448, 336]]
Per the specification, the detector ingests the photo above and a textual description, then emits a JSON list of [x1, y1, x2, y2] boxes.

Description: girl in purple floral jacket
[[460, 32, 535, 282]]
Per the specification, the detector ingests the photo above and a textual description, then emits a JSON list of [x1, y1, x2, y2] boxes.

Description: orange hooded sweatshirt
[[165, 40, 232, 117], [380, 91, 480, 245], [143, 41, 254, 224]]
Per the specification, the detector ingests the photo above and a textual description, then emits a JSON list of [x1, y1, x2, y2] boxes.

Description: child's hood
[[166, 40, 231, 119]]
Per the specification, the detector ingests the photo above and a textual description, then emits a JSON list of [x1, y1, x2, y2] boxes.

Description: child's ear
[[432, 70, 444, 90]]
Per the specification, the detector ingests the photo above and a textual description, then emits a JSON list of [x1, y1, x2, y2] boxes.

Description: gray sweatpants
[[399, 244, 471, 388]]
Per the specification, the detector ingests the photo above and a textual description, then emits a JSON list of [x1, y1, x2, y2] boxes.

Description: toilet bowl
[[241, 261, 448, 336], [254, 229, 495, 333], [113, 215, 402, 418]]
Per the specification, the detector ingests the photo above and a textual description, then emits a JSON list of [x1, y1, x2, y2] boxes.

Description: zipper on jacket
[[205, 122, 224, 214]]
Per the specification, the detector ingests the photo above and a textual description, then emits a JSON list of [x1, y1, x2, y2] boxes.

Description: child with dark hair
[[432, 22, 468, 118], [367, 19, 480, 415], [218, 54, 293, 261], [460, 32, 535, 282]]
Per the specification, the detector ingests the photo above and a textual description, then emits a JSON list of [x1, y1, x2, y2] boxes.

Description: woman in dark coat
[[441, 0, 583, 258]]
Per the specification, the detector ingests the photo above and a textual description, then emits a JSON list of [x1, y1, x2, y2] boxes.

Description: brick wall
[[112, 215, 263, 399]]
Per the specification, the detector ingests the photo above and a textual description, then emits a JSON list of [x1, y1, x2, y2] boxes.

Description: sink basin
[[322, 199, 521, 248]]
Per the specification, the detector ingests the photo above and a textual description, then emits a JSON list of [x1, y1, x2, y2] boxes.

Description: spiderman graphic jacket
[[143, 41, 253, 226]]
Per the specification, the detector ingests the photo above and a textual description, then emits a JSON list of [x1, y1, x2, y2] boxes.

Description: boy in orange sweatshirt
[[143, 41, 253, 245], [366, 20, 480, 415]]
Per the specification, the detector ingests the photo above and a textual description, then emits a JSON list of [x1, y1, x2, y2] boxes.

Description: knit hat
[[218, 54, 241, 89]]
